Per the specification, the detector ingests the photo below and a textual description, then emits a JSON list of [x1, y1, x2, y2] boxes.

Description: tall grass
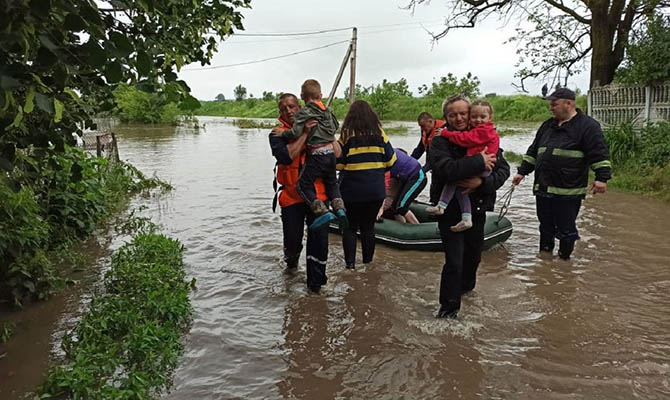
[[604, 121, 670, 201], [199, 94, 585, 124]]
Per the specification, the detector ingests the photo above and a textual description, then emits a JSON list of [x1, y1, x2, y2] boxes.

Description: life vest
[[273, 118, 327, 210], [422, 119, 446, 149]]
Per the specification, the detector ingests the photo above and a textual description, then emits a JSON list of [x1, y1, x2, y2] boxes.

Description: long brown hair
[[340, 100, 383, 145]]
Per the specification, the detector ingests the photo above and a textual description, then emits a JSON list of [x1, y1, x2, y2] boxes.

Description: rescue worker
[[513, 88, 611, 260], [411, 112, 446, 171], [428, 94, 510, 319], [269, 93, 329, 293]]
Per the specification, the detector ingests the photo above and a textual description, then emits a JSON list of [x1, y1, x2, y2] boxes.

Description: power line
[[182, 40, 350, 71], [229, 20, 445, 38]]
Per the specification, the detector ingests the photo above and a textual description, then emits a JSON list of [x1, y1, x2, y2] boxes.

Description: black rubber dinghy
[[329, 201, 513, 251]]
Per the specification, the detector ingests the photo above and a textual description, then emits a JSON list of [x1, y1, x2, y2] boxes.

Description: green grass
[[383, 125, 410, 135], [38, 232, 193, 399], [198, 94, 584, 124], [233, 118, 277, 129], [503, 150, 523, 164]]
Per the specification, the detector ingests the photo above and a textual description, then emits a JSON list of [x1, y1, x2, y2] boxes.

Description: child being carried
[[272, 79, 348, 231], [426, 100, 500, 232]]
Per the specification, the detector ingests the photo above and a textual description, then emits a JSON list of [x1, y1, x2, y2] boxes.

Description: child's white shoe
[[450, 214, 473, 232], [426, 205, 445, 215]]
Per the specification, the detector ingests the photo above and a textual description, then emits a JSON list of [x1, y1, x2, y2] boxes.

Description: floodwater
[[4, 117, 670, 399]]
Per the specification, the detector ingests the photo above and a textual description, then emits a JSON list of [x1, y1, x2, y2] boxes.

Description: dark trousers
[[437, 212, 486, 311], [297, 152, 341, 204], [536, 196, 582, 242], [342, 199, 384, 266], [281, 203, 329, 287], [392, 169, 427, 216]]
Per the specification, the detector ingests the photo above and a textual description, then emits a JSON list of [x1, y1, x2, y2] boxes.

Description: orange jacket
[[422, 119, 446, 149], [274, 118, 327, 208]]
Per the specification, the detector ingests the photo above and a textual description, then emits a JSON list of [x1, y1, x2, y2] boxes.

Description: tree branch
[[542, 0, 591, 23]]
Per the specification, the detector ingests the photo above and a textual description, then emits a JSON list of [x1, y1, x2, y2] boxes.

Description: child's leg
[[298, 156, 327, 215], [450, 191, 473, 232], [426, 184, 456, 215]]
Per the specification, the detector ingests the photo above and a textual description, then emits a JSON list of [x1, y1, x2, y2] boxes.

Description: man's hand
[[480, 147, 495, 171], [302, 120, 317, 135], [512, 174, 525, 186], [271, 126, 283, 136], [590, 180, 607, 194], [456, 176, 483, 194]]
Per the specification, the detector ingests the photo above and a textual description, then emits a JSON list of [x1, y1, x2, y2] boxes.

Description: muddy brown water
[[2, 117, 670, 399]]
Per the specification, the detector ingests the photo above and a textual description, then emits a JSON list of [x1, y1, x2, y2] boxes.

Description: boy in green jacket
[[273, 79, 347, 231]]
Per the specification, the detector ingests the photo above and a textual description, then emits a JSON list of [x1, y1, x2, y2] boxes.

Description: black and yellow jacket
[[517, 110, 611, 198], [336, 130, 397, 202]]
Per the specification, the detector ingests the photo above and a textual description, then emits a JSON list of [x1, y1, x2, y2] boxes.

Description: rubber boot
[[558, 240, 575, 260], [331, 198, 349, 231], [309, 212, 336, 231], [539, 235, 555, 252]]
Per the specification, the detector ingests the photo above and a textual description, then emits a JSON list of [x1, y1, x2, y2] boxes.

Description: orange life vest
[[274, 118, 327, 209], [422, 119, 446, 149]]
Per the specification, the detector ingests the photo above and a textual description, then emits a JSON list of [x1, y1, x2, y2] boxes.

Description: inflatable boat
[[329, 201, 513, 251]]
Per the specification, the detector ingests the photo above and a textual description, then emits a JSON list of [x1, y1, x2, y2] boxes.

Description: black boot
[[539, 235, 555, 252], [436, 302, 459, 319], [558, 240, 575, 260]]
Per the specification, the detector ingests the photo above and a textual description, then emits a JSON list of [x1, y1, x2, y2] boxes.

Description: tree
[[215, 93, 226, 101], [368, 78, 412, 119], [343, 84, 373, 99], [1, 0, 250, 171], [616, 14, 670, 85], [234, 84, 247, 101], [262, 91, 274, 101], [406, 0, 668, 88], [421, 73, 481, 99]]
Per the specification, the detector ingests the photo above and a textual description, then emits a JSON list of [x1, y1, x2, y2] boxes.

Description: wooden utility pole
[[325, 28, 357, 108], [348, 27, 357, 105]]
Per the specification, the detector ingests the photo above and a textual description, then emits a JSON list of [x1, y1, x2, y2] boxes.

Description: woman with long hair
[[336, 100, 396, 269]]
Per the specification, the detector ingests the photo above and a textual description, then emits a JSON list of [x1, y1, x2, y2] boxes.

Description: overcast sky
[[179, 1, 590, 101]]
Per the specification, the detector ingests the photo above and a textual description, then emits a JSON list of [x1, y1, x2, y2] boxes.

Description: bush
[[0, 146, 172, 306]]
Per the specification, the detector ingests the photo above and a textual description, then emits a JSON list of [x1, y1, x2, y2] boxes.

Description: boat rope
[[496, 184, 515, 222]]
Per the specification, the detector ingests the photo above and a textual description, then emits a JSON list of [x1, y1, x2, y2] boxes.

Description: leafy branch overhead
[[405, 0, 668, 89], [0, 0, 250, 170]]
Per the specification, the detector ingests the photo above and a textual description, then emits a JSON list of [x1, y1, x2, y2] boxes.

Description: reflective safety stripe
[[338, 159, 396, 171], [534, 184, 588, 196], [522, 155, 536, 165], [538, 147, 547, 154], [306, 255, 327, 265], [547, 186, 587, 195], [552, 148, 584, 158], [399, 169, 425, 208], [591, 160, 612, 170], [347, 146, 386, 155]]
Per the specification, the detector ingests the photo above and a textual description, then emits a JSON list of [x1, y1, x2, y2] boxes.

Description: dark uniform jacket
[[427, 134, 510, 217], [517, 110, 612, 199]]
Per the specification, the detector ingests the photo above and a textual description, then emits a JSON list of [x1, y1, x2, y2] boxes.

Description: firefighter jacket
[[517, 110, 612, 199]]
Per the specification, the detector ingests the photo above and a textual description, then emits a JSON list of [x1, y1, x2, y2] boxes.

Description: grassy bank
[[0, 147, 171, 307], [38, 231, 192, 399], [199, 94, 588, 123], [604, 122, 670, 201]]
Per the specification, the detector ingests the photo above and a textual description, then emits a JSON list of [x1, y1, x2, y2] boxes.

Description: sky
[[179, 1, 591, 101]]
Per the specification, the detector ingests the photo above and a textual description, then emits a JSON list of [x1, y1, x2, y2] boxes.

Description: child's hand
[[271, 127, 283, 136], [301, 120, 317, 136]]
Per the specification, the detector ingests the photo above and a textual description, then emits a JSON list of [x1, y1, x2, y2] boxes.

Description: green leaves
[[24, 86, 35, 113], [104, 61, 123, 83], [82, 39, 107, 68], [64, 13, 87, 32], [135, 50, 152, 77], [35, 92, 54, 114]]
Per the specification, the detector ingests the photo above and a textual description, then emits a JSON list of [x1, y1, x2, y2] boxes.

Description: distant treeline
[[199, 94, 587, 123]]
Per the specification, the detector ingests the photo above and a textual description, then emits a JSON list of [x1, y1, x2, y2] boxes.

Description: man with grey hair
[[513, 88, 611, 260], [428, 94, 510, 319]]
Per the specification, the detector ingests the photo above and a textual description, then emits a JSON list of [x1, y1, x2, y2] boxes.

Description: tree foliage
[[234, 84, 247, 101], [616, 14, 670, 85], [0, 0, 250, 172], [417, 73, 481, 98], [215, 93, 226, 102], [368, 78, 412, 119], [405, 0, 668, 89]]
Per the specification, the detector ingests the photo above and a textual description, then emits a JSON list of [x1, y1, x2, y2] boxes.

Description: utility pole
[[348, 27, 357, 105], [326, 27, 358, 108]]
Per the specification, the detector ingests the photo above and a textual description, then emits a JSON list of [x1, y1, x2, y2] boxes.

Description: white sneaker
[[450, 215, 473, 232], [426, 205, 445, 215]]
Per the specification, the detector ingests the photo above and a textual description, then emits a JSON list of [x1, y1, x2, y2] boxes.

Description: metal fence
[[588, 83, 670, 127], [81, 130, 120, 162]]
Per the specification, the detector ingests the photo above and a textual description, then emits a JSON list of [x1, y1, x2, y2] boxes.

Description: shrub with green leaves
[[39, 233, 193, 399]]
